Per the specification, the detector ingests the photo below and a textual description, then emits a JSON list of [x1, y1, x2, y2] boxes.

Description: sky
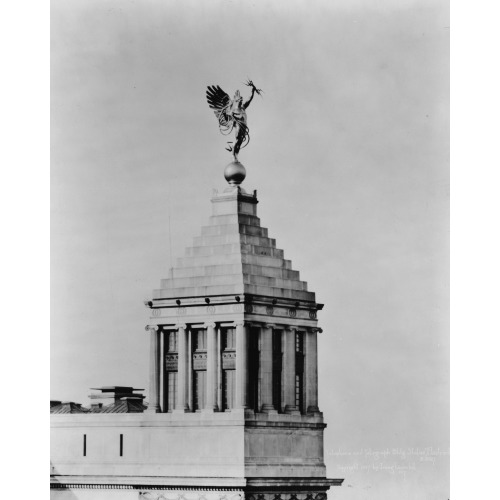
[[51, 1, 449, 498]]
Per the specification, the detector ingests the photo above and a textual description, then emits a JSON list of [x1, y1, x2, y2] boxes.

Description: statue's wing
[[206, 85, 230, 112], [206, 85, 232, 130]]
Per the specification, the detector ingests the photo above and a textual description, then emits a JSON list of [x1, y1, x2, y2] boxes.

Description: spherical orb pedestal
[[224, 161, 246, 186]]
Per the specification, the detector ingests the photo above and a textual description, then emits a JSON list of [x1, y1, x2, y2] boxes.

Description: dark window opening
[[165, 371, 178, 412], [295, 330, 304, 354], [193, 370, 206, 410], [295, 373, 304, 411], [119, 434, 123, 456], [248, 327, 260, 412], [295, 331, 304, 413], [272, 330, 282, 412], [83, 434, 86, 457], [192, 329, 207, 411], [164, 330, 179, 412], [221, 327, 236, 411]]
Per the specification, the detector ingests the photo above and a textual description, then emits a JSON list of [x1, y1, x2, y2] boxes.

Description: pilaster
[[305, 327, 321, 415], [146, 325, 161, 413]]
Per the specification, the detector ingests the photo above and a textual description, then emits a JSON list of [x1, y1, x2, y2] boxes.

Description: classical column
[[161, 329, 167, 412], [187, 328, 193, 411], [205, 322, 218, 411], [305, 327, 321, 414], [235, 321, 248, 409], [260, 323, 276, 413], [283, 326, 300, 414], [145, 325, 161, 413], [217, 325, 222, 411], [174, 323, 189, 412]]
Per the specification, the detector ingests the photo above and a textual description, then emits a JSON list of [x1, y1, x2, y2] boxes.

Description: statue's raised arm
[[206, 80, 262, 162], [243, 79, 262, 109]]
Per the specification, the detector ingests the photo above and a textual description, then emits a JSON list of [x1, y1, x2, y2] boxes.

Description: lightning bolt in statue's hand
[[245, 79, 263, 97]]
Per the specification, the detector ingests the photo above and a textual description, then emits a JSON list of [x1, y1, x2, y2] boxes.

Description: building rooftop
[[90, 398, 147, 413], [50, 402, 91, 414], [51, 386, 147, 414]]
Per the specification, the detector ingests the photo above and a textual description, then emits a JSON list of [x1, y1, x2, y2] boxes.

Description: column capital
[[204, 322, 217, 329], [263, 323, 276, 329], [285, 325, 299, 332], [176, 323, 187, 330], [234, 320, 245, 327], [145, 325, 159, 332], [308, 327, 323, 334]]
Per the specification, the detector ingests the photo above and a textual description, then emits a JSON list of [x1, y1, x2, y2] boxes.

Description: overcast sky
[[51, 1, 449, 498]]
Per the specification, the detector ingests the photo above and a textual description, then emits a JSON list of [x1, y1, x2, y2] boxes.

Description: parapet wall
[[51, 411, 328, 488], [51, 412, 246, 487]]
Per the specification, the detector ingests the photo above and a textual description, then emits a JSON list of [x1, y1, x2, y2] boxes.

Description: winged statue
[[206, 80, 262, 162]]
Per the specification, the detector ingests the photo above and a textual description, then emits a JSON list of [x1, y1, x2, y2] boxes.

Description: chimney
[[89, 386, 145, 406]]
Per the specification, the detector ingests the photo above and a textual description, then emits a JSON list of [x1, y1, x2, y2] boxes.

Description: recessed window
[[272, 330, 282, 412], [295, 331, 304, 412], [119, 434, 123, 456], [83, 434, 86, 456], [167, 331, 178, 352], [164, 330, 179, 412], [193, 329, 207, 351], [165, 371, 178, 412], [193, 370, 206, 410], [223, 328, 235, 350], [222, 327, 236, 410], [222, 369, 235, 410], [248, 327, 260, 412]]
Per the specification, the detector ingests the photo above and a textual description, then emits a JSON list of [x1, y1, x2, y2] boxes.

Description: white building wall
[[51, 412, 246, 484]]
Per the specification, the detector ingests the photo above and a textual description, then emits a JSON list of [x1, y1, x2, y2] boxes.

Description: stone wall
[[51, 411, 328, 487], [51, 412, 246, 485]]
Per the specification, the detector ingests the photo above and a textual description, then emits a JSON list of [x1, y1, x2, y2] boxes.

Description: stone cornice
[[244, 420, 326, 430], [245, 477, 344, 488], [51, 481, 245, 491], [151, 294, 319, 310]]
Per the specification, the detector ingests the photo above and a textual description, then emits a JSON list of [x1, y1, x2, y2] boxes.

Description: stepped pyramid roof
[[152, 186, 318, 308]]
